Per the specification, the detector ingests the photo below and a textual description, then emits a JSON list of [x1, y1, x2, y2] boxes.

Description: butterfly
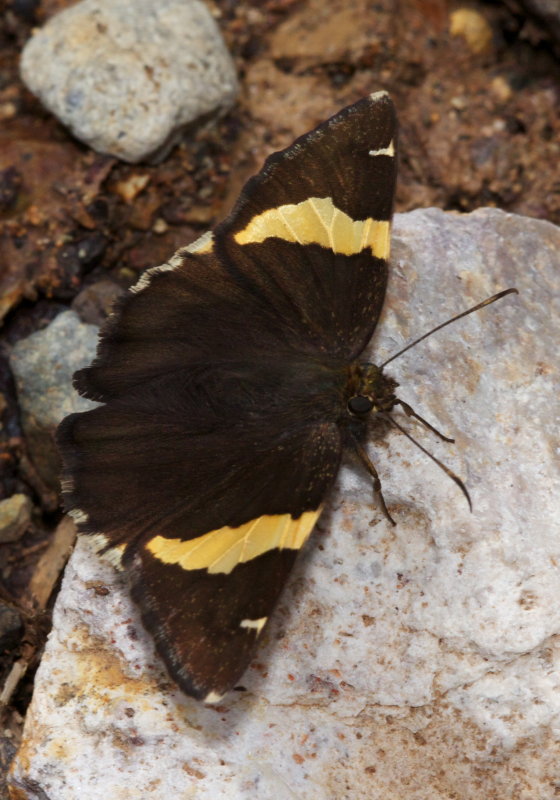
[[57, 91, 515, 703]]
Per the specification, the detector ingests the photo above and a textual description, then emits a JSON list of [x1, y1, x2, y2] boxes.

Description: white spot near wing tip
[[368, 140, 395, 158], [369, 89, 389, 102], [240, 617, 268, 635], [204, 690, 225, 704]]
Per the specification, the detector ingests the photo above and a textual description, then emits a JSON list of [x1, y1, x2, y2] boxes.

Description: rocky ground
[[0, 0, 559, 794]]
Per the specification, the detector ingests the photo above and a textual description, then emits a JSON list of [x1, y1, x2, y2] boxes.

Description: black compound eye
[[347, 395, 374, 415]]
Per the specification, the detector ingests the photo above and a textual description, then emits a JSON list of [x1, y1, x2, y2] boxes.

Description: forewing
[[73, 246, 317, 404], [75, 92, 396, 406], [216, 90, 397, 360]]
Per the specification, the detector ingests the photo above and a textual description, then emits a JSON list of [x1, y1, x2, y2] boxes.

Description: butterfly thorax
[[345, 362, 398, 417]]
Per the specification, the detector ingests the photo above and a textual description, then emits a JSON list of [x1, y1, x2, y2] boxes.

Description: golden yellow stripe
[[146, 510, 320, 575], [234, 197, 391, 259]]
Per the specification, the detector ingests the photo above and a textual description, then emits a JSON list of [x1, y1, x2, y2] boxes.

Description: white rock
[[20, 0, 238, 163], [10, 209, 560, 799]]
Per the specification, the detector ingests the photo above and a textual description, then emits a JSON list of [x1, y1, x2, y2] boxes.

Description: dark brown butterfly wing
[[60, 391, 340, 700], [57, 91, 397, 701], [215, 90, 396, 361]]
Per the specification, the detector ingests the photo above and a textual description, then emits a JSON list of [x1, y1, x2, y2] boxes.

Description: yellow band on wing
[[146, 510, 320, 575], [233, 197, 391, 259]]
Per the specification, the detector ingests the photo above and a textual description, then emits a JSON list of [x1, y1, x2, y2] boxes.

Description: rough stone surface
[[20, 0, 239, 163], [0, 493, 32, 543], [9, 311, 99, 494], [10, 209, 560, 799]]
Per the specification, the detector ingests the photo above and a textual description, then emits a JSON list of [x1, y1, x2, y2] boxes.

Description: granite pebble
[[20, 0, 239, 163]]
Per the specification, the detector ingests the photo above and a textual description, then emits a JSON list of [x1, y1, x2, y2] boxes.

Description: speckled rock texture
[[20, 0, 239, 163], [9, 209, 560, 799]]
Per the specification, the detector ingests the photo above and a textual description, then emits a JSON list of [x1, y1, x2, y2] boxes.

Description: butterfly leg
[[350, 437, 396, 526], [383, 413, 472, 512], [394, 399, 454, 443]]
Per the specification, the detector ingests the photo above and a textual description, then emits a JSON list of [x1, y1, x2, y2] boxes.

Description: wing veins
[[278, 514, 292, 550], [277, 206, 303, 244], [308, 197, 335, 251], [236, 516, 261, 566], [360, 218, 372, 252]]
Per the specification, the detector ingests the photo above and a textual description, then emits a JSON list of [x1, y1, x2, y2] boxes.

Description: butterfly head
[[345, 362, 398, 418]]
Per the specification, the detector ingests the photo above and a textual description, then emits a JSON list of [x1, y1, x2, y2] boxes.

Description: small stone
[[113, 174, 150, 203], [20, 0, 239, 163], [450, 95, 468, 111], [0, 494, 32, 543], [9, 312, 100, 493], [0, 101, 18, 120], [490, 75, 512, 103], [450, 8, 493, 54], [152, 218, 168, 235]]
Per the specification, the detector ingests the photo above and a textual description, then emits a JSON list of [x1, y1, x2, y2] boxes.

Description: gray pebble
[[20, 0, 239, 163], [9, 311, 99, 493]]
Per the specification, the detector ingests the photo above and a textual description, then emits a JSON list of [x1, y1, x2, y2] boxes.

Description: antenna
[[380, 288, 518, 369]]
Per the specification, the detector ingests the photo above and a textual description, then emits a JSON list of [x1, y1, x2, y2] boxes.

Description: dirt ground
[[0, 0, 559, 788]]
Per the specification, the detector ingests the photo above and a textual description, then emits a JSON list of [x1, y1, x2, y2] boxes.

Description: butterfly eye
[[347, 395, 374, 415]]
